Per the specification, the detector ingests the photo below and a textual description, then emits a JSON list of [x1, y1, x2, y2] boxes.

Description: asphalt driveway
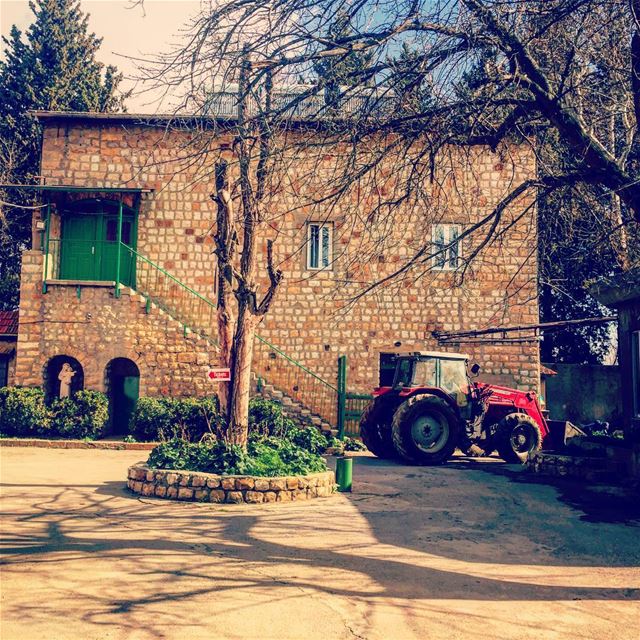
[[1, 447, 639, 640]]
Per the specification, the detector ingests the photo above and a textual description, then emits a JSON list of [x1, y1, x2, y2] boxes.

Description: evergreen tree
[[0, 0, 128, 310], [312, 12, 373, 108]]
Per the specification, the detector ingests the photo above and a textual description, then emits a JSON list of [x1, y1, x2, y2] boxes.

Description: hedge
[[0, 387, 108, 439], [128, 396, 221, 442]]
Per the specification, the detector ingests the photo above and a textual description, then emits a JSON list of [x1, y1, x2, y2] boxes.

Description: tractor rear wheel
[[391, 394, 460, 465], [359, 396, 397, 459], [496, 413, 542, 463]]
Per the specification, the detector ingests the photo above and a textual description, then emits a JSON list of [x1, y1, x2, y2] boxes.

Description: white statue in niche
[[58, 363, 76, 398]]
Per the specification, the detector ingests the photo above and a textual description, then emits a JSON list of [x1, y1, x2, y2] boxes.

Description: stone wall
[[527, 449, 637, 483], [15, 117, 540, 410], [16, 250, 219, 397], [127, 463, 335, 503]]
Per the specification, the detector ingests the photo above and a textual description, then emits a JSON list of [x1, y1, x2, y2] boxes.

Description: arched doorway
[[105, 358, 140, 435], [44, 355, 84, 401]]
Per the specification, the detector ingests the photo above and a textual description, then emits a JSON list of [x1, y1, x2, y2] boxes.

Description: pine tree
[[0, 0, 128, 310], [312, 12, 373, 108]]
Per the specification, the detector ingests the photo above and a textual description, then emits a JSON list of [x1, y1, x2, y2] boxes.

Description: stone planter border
[[127, 463, 336, 503], [527, 451, 633, 482]]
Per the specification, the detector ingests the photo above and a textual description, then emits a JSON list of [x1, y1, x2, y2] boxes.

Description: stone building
[[0, 310, 18, 387], [11, 110, 540, 433], [592, 270, 640, 441]]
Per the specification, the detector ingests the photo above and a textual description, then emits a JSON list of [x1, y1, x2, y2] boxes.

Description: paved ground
[[1, 447, 639, 640]]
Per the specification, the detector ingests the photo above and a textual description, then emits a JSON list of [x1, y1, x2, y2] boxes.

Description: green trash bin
[[336, 456, 353, 492]]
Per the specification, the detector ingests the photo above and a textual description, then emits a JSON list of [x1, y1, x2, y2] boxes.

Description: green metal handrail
[[122, 243, 218, 315], [255, 334, 338, 392], [41, 234, 338, 417], [118, 242, 338, 422]]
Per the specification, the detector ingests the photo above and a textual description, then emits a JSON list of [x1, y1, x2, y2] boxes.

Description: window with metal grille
[[307, 222, 333, 270], [432, 224, 461, 270]]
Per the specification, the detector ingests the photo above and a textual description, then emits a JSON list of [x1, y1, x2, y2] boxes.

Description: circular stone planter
[[127, 463, 336, 504]]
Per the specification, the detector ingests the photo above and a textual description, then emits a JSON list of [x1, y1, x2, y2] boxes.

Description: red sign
[[208, 368, 231, 382]]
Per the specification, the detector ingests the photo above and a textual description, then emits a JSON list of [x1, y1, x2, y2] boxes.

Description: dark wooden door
[[111, 374, 139, 434]]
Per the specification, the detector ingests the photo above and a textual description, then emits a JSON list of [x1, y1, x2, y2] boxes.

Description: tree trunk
[[212, 160, 236, 414], [225, 302, 257, 446], [216, 273, 234, 413]]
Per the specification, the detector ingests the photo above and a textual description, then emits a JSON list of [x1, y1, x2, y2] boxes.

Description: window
[[432, 224, 461, 270], [307, 222, 332, 270], [105, 219, 132, 245], [0, 356, 8, 388], [379, 353, 399, 386]]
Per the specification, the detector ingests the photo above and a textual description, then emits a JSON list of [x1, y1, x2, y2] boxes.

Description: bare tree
[[136, 0, 639, 234], [209, 60, 282, 446], [128, 0, 640, 442]]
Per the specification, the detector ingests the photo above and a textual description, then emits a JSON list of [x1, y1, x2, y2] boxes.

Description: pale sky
[[0, 0, 204, 111]]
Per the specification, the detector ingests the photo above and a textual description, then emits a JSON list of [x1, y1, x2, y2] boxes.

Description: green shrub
[[50, 390, 108, 440], [344, 437, 367, 452], [147, 438, 248, 474], [248, 397, 294, 437], [0, 387, 50, 437], [129, 396, 221, 442], [326, 436, 345, 454], [129, 398, 173, 441], [285, 426, 329, 455], [147, 435, 327, 477]]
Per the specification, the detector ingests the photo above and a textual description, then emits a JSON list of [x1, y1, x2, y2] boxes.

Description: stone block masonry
[[127, 464, 336, 503], [15, 117, 541, 410], [15, 250, 219, 397]]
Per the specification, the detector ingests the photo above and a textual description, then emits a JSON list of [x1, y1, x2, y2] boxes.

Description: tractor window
[[440, 359, 468, 394], [412, 359, 437, 387], [393, 359, 412, 387]]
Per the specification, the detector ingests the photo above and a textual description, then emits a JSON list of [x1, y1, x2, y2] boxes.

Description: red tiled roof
[[0, 310, 19, 335]]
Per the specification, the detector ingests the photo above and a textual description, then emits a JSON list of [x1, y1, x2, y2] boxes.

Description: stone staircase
[[252, 375, 335, 435], [119, 278, 337, 434]]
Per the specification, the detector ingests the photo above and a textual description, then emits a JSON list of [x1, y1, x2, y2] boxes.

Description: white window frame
[[306, 222, 333, 270], [432, 223, 462, 271]]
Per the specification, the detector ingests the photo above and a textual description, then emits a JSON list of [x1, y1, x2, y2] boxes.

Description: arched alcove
[[105, 358, 140, 434], [43, 355, 84, 401]]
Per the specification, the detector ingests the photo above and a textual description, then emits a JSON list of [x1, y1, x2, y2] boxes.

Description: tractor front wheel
[[359, 396, 397, 459], [496, 413, 542, 463], [391, 394, 460, 465]]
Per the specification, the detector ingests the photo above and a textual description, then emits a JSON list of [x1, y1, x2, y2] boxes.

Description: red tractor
[[360, 351, 567, 465]]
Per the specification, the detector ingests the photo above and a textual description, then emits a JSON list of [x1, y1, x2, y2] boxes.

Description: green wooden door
[[111, 374, 139, 434], [100, 215, 135, 286], [60, 211, 136, 286], [60, 216, 99, 280]]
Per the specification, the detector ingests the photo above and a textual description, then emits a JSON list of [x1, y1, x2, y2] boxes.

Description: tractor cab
[[392, 351, 473, 401]]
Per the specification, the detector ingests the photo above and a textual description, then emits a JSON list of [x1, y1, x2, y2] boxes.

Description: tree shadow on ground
[[440, 455, 640, 525], [2, 463, 640, 640]]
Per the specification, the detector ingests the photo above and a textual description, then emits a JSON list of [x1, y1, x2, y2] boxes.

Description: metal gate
[[336, 355, 373, 438]]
